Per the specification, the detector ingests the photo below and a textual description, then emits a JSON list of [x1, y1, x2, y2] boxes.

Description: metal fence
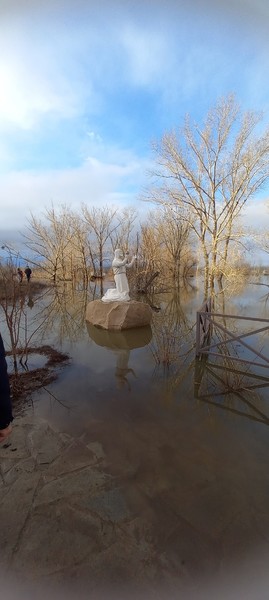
[[195, 299, 269, 369]]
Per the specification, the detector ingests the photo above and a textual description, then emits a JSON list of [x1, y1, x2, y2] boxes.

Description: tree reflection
[[0, 263, 50, 372], [149, 289, 196, 372], [0, 276, 95, 370], [195, 356, 269, 426], [2, 266, 269, 424], [30, 283, 93, 345], [194, 312, 269, 426]]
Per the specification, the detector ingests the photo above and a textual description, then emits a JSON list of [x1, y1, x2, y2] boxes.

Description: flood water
[[9, 274, 269, 436], [2, 274, 269, 596]]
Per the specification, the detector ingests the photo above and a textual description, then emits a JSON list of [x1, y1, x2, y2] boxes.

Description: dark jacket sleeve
[[0, 334, 13, 429]]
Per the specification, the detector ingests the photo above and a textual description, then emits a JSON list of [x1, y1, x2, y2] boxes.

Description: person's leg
[[0, 334, 13, 441], [0, 423, 12, 441]]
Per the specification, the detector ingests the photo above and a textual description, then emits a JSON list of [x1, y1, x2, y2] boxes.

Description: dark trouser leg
[[0, 334, 13, 431]]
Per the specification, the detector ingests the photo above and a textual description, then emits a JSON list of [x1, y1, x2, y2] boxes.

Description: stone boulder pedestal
[[85, 299, 152, 330]]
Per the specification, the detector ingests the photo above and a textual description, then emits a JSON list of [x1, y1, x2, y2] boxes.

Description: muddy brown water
[[1, 276, 269, 597]]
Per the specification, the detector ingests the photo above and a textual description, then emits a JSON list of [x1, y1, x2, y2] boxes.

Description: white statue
[[102, 249, 136, 302]]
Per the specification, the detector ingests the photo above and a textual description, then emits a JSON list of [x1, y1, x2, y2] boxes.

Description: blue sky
[[1, 0, 269, 245]]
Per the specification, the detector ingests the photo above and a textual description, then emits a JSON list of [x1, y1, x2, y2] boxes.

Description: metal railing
[[195, 299, 269, 369]]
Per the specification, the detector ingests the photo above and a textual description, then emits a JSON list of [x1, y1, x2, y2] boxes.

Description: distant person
[[27, 297, 34, 309], [0, 334, 13, 442], [17, 268, 23, 283], [24, 265, 32, 283]]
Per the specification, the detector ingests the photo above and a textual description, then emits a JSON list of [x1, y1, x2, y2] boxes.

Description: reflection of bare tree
[[0, 262, 50, 372], [0, 276, 82, 406], [149, 291, 196, 370], [195, 355, 269, 426], [199, 295, 269, 371], [32, 284, 93, 345], [194, 305, 269, 426], [149, 281, 269, 417], [0, 265, 25, 372], [1, 277, 94, 371]]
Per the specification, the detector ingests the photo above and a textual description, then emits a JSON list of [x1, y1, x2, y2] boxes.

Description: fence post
[[196, 311, 201, 357]]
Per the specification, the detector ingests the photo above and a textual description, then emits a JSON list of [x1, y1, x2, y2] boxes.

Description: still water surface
[[12, 275, 268, 436], [2, 275, 269, 592]]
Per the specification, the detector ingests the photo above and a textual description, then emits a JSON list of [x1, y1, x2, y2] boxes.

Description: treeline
[[22, 203, 197, 294]]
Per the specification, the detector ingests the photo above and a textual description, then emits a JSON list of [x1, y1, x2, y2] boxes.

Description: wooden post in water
[[195, 298, 212, 357], [196, 310, 201, 357]]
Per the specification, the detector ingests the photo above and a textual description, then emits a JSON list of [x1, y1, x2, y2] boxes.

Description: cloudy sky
[[1, 0, 269, 245]]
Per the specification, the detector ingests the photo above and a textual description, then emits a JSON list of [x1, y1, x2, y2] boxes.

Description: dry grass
[[7, 345, 70, 407]]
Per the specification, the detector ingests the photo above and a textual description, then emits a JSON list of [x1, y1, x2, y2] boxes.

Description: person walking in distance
[[17, 268, 23, 283], [24, 265, 32, 283]]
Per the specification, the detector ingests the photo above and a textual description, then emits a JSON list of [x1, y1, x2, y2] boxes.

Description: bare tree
[[254, 204, 269, 267], [132, 206, 195, 295], [149, 206, 195, 286], [66, 213, 93, 288], [23, 204, 76, 282], [81, 204, 120, 286], [135, 222, 163, 294], [147, 95, 269, 295], [109, 207, 138, 252]]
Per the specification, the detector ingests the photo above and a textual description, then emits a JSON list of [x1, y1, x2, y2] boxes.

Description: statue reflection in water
[[86, 323, 152, 391], [114, 348, 136, 390]]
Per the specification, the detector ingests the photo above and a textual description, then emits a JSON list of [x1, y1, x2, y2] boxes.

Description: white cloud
[[242, 198, 269, 229], [87, 131, 103, 144], [0, 58, 81, 131], [0, 152, 150, 232], [1, 0, 269, 136], [0, 20, 99, 131], [120, 27, 169, 88], [1, 0, 269, 243]]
